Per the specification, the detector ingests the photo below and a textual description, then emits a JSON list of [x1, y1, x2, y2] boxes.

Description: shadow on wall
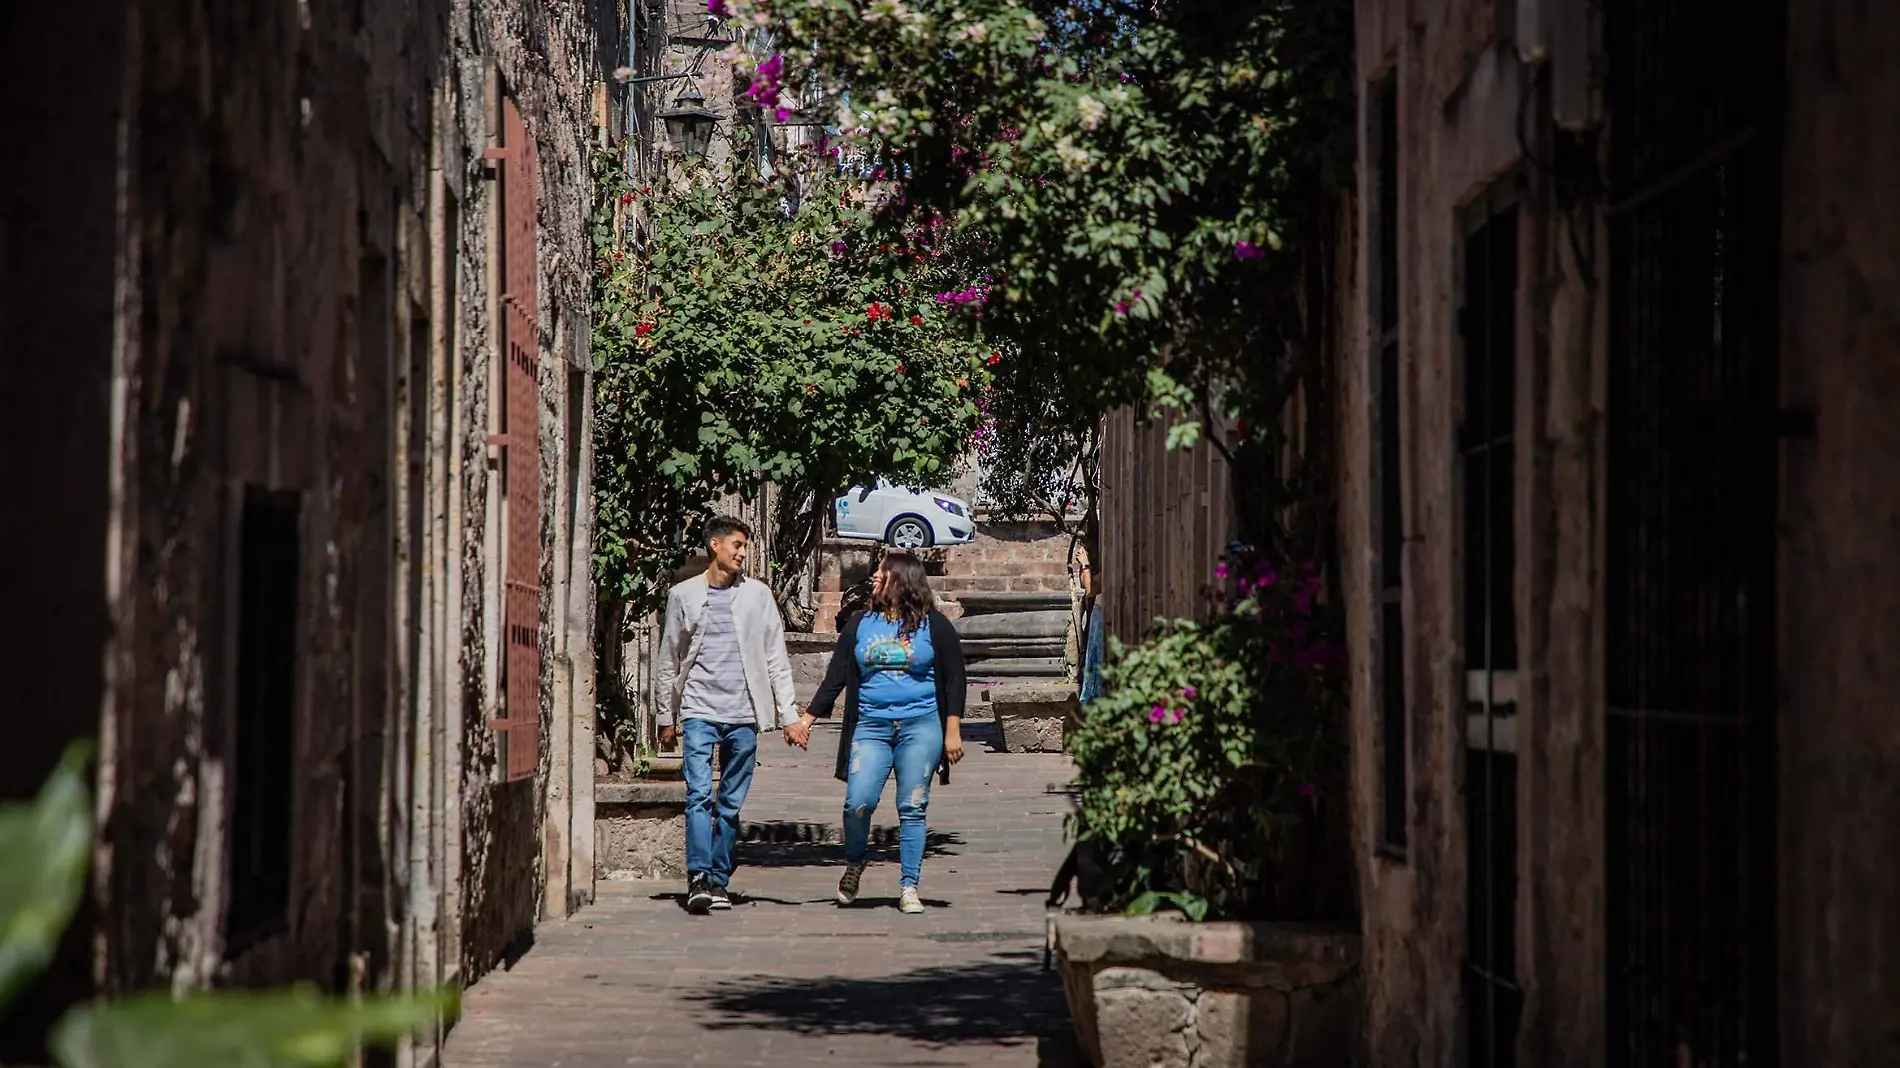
[[681, 951, 1079, 1062], [734, 821, 963, 868]]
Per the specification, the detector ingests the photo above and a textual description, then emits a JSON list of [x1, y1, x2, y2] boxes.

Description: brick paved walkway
[[443, 720, 1081, 1067]]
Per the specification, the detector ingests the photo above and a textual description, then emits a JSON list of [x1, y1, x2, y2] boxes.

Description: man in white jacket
[[655, 515, 798, 914]]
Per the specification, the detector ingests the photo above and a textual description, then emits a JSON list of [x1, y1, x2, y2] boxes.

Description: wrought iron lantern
[[658, 83, 722, 159]]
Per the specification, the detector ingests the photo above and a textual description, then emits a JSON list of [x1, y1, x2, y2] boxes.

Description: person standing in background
[[655, 516, 799, 915]]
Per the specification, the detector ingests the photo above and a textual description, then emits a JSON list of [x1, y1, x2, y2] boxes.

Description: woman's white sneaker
[[836, 863, 866, 905], [898, 886, 925, 914]]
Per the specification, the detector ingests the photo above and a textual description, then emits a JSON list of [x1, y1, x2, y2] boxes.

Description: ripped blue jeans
[[842, 714, 943, 888]]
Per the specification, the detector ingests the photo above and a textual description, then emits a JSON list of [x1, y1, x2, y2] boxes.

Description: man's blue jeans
[[843, 715, 944, 888], [682, 719, 758, 889]]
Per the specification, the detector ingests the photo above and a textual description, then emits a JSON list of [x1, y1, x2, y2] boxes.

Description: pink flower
[[706, 0, 730, 15], [831, 241, 846, 254], [1235, 240, 1265, 260], [1180, 685, 1197, 699], [1148, 705, 1167, 724], [746, 54, 785, 110], [1298, 781, 1318, 798], [1214, 562, 1229, 580]]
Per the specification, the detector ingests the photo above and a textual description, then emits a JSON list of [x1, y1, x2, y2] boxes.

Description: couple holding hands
[[654, 517, 966, 915]]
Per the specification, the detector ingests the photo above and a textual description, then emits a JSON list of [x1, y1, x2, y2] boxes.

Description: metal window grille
[[499, 95, 544, 783], [1604, 0, 1782, 1062], [227, 485, 301, 944], [1370, 74, 1408, 855], [1460, 192, 1521, 1068]]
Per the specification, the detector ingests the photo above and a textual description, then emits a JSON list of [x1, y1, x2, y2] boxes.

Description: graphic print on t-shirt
[[855, 615, 937, 720], [863, 633, 915, 673]]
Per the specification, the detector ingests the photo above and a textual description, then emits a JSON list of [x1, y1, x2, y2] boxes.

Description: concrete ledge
[[987, 685, 1079, 752], [597, 780, 688, 880], [596, 780, 687, 805], [1053, 915, 1361, 1068]]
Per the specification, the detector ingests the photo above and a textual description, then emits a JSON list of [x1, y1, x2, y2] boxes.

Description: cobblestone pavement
[[443, 720, 1081, 1067]]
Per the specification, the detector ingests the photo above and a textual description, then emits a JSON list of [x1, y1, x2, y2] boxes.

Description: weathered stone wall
[[1342, 3, 1611, 1065], [1344, 1, 1900, 1064], [1776, 0, 1900, 1058], [450, 0, 610, 986], [0, 0, 612, 1055]]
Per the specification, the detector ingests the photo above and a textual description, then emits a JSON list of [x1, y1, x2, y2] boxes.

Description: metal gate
[[1604, 0, 1783, 1062], [499, 96, 543, 783]]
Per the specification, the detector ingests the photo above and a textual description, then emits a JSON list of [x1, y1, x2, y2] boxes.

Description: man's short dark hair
[[705, 515, 752, 544]]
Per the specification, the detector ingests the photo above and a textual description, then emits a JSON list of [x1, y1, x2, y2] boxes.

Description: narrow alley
[[443, 722, 1078, 1067]]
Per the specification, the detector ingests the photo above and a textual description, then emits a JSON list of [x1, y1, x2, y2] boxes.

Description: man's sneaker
[[836, 863, 866, 905], [686, 875, 714, 915], [708, 885, 733, 910], [898, 885, 925, 915]]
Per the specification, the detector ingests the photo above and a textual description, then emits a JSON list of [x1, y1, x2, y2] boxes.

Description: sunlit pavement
[[443, 720, 1081, 1067]]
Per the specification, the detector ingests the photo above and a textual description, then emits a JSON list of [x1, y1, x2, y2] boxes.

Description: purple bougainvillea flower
[[831, 241, 846, 254], [1148, 705, 1168, 724], [775, 106, 792, 123], [1235, 240, 1265, 260], [707, 0, 730, 15], [1214, 561, 1229, 580], [1181, 685, 1198, 699], [1298, 780, 1318, 798]]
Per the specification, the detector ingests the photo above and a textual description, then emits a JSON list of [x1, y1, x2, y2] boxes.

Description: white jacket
[[654, 573, 798, 729]]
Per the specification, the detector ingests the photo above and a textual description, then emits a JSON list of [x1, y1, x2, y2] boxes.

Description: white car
[[833, 479, 976, 548]]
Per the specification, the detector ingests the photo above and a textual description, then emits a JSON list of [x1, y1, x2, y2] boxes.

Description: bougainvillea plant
[[759, 0, 1354, 557], [590, 135, 992, 628], [1065, 549, 1346, 920]]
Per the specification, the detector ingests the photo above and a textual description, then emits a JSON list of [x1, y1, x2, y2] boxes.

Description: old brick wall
[[1776, 0, 1900, 1059]]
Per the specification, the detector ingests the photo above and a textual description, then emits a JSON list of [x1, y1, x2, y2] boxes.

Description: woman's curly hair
[[870, 551, 936, 638]]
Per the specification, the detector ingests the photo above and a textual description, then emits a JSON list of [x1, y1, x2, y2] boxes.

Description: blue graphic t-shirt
[[855, 614, 937, 720]]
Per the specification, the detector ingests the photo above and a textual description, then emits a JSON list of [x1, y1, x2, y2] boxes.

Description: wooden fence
[[1096, 406, 1235, 648]]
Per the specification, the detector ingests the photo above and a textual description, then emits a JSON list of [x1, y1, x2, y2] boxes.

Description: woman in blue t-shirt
[[787, 551, 966, 914]]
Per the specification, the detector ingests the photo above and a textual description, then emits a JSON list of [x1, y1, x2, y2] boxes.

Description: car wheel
[[887, 516, 934, 550]]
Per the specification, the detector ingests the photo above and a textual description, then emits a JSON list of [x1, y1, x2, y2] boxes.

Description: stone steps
[[965, 657, 1068, 678]]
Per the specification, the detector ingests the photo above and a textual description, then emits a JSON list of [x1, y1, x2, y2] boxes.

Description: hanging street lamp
[[658, 83, 723, 159]]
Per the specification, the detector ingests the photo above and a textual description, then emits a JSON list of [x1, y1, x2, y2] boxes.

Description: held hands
[[783, 712, 817, 750]]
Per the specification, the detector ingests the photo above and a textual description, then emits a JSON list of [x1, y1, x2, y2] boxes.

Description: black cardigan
[[805, 610, 967, 784]]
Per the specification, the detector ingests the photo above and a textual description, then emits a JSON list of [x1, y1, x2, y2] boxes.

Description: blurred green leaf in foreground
[[1, 741, 455, 1067]]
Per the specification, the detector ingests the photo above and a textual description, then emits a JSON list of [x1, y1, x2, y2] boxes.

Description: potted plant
[[1053, 551, 1360, 1068]]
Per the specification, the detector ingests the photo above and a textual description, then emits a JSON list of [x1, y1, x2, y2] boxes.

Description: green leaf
[[0, 741, 94, 1013], [50, 987, 459, 1068]]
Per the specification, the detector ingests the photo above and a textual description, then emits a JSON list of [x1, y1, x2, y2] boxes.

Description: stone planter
[[1052, 914, 1360, 1068], [596, 781, 687, 880], [986, 684, 1079, 752]]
